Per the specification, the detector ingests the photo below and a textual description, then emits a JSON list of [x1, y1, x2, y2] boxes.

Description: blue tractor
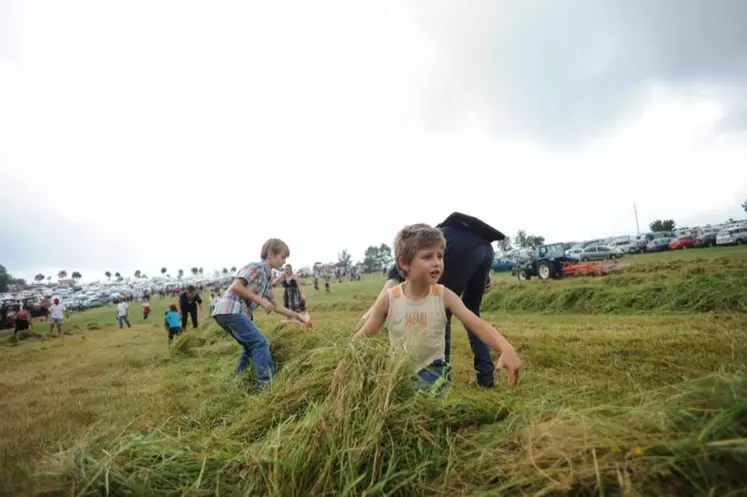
[[515, 243, 573, 281]]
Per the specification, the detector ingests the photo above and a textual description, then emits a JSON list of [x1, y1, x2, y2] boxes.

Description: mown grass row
[[37, 323, 747, 497]]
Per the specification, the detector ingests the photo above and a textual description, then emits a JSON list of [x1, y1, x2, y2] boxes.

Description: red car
[[669, 236, 696, 250]]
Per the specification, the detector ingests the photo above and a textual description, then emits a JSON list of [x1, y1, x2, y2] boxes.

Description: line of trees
[[496, 230, 546, 253], [0, 265, 26, 292]]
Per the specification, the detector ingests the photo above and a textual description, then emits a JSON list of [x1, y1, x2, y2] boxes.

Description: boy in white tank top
[[354, 224, 522, 396]]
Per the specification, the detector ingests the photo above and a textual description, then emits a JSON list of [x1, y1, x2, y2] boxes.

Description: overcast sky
[[2, 0, 746, 282]]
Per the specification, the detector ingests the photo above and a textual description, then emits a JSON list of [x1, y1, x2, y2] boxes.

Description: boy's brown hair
[[393, 223, 445, 277], [261, 238, 290, 259]]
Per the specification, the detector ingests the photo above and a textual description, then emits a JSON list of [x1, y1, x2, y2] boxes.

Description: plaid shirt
[[212, 262, 275, 316]]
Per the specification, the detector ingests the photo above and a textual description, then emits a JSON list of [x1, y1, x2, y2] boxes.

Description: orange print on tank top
[[405, 311, 427, 330]]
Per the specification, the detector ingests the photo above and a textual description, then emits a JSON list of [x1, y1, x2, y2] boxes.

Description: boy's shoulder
[[237, 262, 272, 280]]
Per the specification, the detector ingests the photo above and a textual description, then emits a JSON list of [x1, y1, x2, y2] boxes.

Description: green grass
[[1, 247, 746, 496], [485, 247, 747, 314]]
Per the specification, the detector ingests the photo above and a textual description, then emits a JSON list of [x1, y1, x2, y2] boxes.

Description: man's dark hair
[[187, 285, 196, 292]]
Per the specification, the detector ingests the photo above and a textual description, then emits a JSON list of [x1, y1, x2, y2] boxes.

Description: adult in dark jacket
[[362, 212, 504, 388], [178, 285, 203, 329]]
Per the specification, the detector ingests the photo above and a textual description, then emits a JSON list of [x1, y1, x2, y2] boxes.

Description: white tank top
[[386, 283, 447, 373]]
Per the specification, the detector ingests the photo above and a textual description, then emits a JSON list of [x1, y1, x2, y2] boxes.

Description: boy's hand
[[495, 348, 522, 388], [258, 298, 274, 314], [300, 313, 313, 329]]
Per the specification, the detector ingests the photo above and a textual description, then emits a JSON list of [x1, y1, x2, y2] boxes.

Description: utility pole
[[634, 203, 640, 234]]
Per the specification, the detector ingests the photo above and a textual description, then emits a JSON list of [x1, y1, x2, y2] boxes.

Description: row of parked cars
[[490, 223, 747, 271]]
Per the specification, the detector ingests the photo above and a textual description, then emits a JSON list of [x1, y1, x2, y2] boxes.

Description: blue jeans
[[440, 227, 495, 387], [214, 313, 275, 385], [118, 315, 131, 329]]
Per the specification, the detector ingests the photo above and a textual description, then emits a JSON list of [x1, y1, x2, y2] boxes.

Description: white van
[[716, 227, 747, 246]]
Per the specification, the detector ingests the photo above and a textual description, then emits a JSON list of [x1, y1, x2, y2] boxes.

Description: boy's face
[[401, 244, 444, 284], [266, 251, 288, 270]]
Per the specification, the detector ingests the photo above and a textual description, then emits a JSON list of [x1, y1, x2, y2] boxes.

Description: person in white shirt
[[117, 298, 132, 329], [48, 297, 66, 337]]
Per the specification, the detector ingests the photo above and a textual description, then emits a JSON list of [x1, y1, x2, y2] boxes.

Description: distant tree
[[496, 236, 512, 253], [71, 271, 82, 281], [199, 267, 204, 275], [114, 272, 121, 280], [742, 198, 747, 213], [0, 265, 10, 292], [230, 266, 236, 273], [105, 271, 112, 281], [141, 273, 148, 279], [134, 270, 142, 279], [649, 219, 676, 232], [161, 267, 167, 275], [362, 244, 393, 272], [191, 267, 198, 276], [514, 230, 528, 248], [222, 268, 228, 274], [46, 276, 51, 284], [336, 249, 353, 270], [525, 235, 546, 249], [57, 270, 67, 280], [34, 273, 45, 284], [177, 269, 184, 279]]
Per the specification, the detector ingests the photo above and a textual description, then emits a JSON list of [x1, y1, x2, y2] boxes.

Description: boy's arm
[[353, 290, 389, 339], [272, 275, 284, 286], [443, 288, 522, 387], [228, 278, 264, 305], [359, 267, 401, 326]]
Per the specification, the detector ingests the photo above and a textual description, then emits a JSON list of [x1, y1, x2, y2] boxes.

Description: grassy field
[[1, 246, 746, 496]]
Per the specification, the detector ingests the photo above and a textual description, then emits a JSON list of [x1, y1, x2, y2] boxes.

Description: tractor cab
[[535, 243, 567, 260]]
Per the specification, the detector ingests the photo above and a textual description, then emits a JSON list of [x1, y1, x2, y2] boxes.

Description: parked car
[[694, 233, 717, 247], [491, 257, 515, 273], [646, 237, 673, 252], [565, 247, 583, 260], [669, 236, 696, 250], [579, 245, 620, 261], [716, 227, 747, 246]]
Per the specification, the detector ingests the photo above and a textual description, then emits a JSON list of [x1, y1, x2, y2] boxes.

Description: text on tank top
[[386, 283, 447, 373]]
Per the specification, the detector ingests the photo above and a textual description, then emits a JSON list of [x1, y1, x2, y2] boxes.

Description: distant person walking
[[14, 306, 32, 338], [48, 297, 66, 337], [117, 299, 132, 329], [361, 212, 504, 388], [178, 285, 203, 330], [141, 298, 151, 320]]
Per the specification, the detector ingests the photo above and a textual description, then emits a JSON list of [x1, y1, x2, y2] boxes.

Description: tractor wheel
[[538, 262, 554, 280], [517, 270, 530, 281]]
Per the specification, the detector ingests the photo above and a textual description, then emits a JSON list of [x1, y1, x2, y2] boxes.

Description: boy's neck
[[403, 279, 431, 300]]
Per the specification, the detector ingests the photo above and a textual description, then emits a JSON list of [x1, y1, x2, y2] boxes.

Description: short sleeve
[[236, 264, 260, 284]]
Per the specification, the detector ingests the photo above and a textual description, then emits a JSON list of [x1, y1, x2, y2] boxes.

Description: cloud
[[400, 0, 747, 145], [0, 170, 144, 276]]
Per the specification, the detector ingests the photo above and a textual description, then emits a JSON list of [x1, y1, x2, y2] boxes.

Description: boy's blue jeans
[[214, 313, 275, 385]]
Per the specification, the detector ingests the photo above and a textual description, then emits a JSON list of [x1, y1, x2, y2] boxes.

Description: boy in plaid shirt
[[212, 238, 311, 387]]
